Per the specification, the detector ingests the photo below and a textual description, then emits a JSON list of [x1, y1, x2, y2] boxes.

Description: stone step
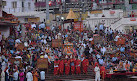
[[45, 65, 95, 81]]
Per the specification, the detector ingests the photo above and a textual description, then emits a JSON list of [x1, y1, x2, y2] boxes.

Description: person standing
[[71, 56, 76, 74], [64, 58, 70, 75], [1, 70, 5, 81], [32, 69, 39, 81], [19, 70, 24, 81], [13, 70, 18, 81], [82, 57, 89, 74], [59, 59, 64, 75], [9, 68, 13, 81], [40, 70, 45, 81], [54, 59, 60, 75], [26, 70, 33, 81], [75, 58, 81, 74], [94, 65, 100, 81]]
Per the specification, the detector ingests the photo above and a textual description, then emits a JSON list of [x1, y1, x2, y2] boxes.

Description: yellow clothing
[[27, 54, 31, 59], [40, 55, 44, 58], [133, 68, 136, 72]]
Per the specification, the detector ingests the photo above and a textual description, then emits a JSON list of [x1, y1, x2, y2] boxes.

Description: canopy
[[66, 9, 77, 19]]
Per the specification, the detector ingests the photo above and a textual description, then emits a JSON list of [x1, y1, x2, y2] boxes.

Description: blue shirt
[[99, 24, 104, 30], [120, 47, 125, 52]]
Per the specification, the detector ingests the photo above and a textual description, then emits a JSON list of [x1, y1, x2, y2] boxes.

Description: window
[[22, 2, 24, 8], [12, 1, 17, 8], [28, 2, 31, 9]]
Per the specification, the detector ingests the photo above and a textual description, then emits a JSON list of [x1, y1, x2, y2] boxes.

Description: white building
[[2, 0, 46, 23], [84, 9, 137, 33], [3, 0, 35, 13]]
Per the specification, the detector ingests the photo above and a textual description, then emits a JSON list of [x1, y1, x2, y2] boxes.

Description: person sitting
[[109, 67, 114, 74], [133, 63, 137, 72]]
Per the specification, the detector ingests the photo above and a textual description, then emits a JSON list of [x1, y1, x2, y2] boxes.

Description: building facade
[[92, 0, 137, 10], [3, 0, 35, 14]]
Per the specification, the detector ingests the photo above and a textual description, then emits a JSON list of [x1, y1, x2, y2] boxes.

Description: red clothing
[[54, 60, 60, 75], [94, 62, 99, 68], [71, 58, 76, 74], [75, 59, 81, 74], [64, 59, 70, 75], [100, 66, 106, 79], [59, 60, 64, 75], [82, 59, 89, 74]]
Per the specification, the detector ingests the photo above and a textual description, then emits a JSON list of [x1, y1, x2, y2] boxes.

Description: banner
[[91, 10, 102, 14], [130, 18, 136, 21], [52, 39, 62, 48], [110, 11, 115, 14], [74, 22, 83, 32], [37, 58, 48, 69]]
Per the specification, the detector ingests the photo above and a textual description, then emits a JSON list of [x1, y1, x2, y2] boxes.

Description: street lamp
[[61, 16, 64, 31]]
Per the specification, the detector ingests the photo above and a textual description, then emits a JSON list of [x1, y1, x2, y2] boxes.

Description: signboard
[[130, 18, 136, 21], [37, 58, 48, 69], [28, 17, 40, 23], [52, 39, 62, 48], [91, 10, 102, 14], [110, 11, 115, 14], [74, 22, 83, 32]]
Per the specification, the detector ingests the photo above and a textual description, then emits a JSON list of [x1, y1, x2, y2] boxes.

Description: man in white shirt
[[26, 71, 33, 81], [40, 70, 45, 81], [13, 70, 18, 81], [44, 53, 48, 58], [1, 70, 5, 81], [31, 23, 36, 29], [101, 46, 106, 55], [15, 38, 21, 44], [94, 65, 100, 81], [1, 60, 6, 71]]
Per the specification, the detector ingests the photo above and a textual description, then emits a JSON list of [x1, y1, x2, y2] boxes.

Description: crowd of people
[[0, 21, 137, 81]]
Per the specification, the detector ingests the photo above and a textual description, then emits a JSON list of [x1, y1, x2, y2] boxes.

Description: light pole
[[0, 0, 2, 17], [46, 0, 50, 26], [80, 8, 82, 32], [61, 16, 64, 31]]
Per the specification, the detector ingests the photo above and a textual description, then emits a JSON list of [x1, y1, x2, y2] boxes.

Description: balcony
[[35, 2, 46, 7]]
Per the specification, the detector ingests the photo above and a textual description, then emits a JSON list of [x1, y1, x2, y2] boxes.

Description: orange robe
[[75, 59, 81, 74], [64, 60, 70, 75], [59, 60, 64, 75], [82, 59, 89, 74], [71, 58, 76, 74], [33, 72, 38, 81], [100, 66, 106, 79], [54, 60, 60, 75]]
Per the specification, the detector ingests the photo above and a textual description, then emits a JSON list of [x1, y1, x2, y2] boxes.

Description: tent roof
[[66, 9, 77, 20]]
